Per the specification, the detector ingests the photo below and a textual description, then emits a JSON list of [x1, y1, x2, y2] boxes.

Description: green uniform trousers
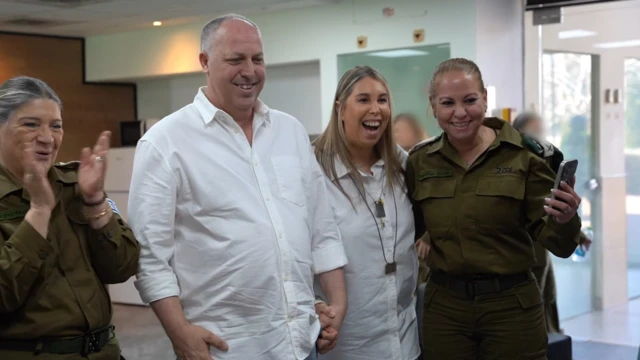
[[531, 243, 562, 333], [0, 336, 122, 360], [422, 277, 548, 360]]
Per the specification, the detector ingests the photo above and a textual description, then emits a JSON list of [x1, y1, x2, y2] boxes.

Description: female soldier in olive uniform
[[406, 59, 584, 359], [0, 76, 140, 359]]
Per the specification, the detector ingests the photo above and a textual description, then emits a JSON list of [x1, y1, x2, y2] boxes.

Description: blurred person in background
[[513, 111, 561, 333], [393, 113, 428, 152], [513, 111, 593, 334], [0, 76, 140, 360]]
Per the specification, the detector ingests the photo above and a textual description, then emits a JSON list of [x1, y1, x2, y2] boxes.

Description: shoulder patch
[[106, 198, 120, 215], [521, 134, 556, 157], [54, 161, 81, 170], [521, 134, 564, 173], [408, 134, 442, 155], [521, 134, 544, 156]]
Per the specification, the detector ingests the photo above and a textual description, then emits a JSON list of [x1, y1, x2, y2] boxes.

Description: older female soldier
[[0, 76, 140, 359], [407, 59, 584, 359]]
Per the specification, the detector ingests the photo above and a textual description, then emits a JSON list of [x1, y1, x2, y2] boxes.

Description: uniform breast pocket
[[475, 175, 525, 230], [271, 156, 306, 207], [413, 179, 457, 238]]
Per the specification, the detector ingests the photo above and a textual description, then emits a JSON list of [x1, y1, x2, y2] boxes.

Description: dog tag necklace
[[349, 172, 398, 275], [365, 177, 386, 228]]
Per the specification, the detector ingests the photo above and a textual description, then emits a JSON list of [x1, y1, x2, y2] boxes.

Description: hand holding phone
[[544, 159, 582, 223], [550, 159, 578, 202]]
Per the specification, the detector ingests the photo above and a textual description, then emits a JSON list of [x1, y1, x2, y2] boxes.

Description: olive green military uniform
[[417, 233, 430, 285], [532, 239, 561, 333], [406, 117, 582, 360], [0, 162, 140, 359], [530, 138, 567, 335]]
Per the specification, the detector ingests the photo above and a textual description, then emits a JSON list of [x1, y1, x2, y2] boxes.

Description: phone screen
[[551, 159, 578, 202]]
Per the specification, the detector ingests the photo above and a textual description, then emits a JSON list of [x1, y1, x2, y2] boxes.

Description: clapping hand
[[23, 141, 55, 211], [78, 131, 110, 204]]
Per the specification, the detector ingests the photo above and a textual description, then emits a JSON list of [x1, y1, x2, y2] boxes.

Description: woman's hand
[[544, 176, 582, 224], [78, 131, 110, 203], [23, 141, 55, 211], [416, 240, 430, 260]]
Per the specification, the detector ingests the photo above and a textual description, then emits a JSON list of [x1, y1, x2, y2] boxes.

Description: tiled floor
[[112, 298, 640, 359], [563, 298, 640, 347], [565, 298, 640, 359]]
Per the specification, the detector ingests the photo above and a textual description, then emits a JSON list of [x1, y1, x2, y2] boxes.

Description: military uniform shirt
[[0, 162, 140, 339], [406, 117, 581, 275]]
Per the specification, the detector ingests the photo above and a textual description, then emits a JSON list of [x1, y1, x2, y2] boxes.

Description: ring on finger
[[95, 155, 104, 162]]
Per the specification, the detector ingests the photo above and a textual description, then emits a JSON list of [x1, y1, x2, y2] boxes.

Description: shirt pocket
[[475, 174, 525, 231], [413, 179, 457, 238], [271, 156, 306, 207]]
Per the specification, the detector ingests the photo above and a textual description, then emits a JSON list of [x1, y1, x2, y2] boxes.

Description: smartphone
[[550, 159, 578, 201]]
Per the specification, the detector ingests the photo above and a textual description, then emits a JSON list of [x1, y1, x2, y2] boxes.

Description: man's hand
[[170, 323, 228, 360], [315, 301, 345, 354]]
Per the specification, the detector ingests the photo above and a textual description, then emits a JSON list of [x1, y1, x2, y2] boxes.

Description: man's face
[[200, 19, 266, 113]]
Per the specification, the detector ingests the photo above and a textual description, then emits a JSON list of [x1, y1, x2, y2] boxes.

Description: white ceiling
[[0, 0, 343, 37], [534, 0, 640, 57]]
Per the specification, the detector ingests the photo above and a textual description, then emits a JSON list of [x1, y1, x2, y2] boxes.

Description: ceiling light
[[153, 21, 162, 26], [558, 29, 596, 39], [593, 39, 640, 49], [366, 49, 429, 58]]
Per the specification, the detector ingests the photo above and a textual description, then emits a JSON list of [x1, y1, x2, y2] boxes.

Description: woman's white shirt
[[316, 146, 420, 360]]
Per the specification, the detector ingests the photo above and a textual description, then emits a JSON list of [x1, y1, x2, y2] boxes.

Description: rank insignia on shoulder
[[106, 198, 120, 215], [522, 134, 555, 157], [409, 134, 442, 155], [521, 133, 564, 173]]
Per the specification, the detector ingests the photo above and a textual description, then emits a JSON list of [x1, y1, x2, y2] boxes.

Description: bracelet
[[82, 193, 106, 207], [86, 205, 110, 221]]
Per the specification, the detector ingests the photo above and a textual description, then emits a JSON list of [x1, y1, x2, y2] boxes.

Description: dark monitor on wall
[[525, 0, 621, 10], [119, 120, 142, 147]]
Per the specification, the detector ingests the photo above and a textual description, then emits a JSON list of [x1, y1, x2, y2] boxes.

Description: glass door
[[625, 57, 640, 299], [542, 51, 596, 319]]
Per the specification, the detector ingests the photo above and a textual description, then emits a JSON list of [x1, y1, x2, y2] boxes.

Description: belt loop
[[494, 278, 501, 292], [33, 340, 43, 355]]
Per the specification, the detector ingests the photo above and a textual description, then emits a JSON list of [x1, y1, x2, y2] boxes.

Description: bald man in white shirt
[[127, 14, 347, 360]]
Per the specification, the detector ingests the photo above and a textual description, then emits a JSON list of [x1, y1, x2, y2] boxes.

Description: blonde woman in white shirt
[[313, 65, 421, 360]]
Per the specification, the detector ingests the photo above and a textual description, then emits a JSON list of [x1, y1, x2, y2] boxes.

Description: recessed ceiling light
[[558, 29, 597, 39], [594, 39, 640, 49], [153, 21, 162, 26], [366, 49, 430, 58]]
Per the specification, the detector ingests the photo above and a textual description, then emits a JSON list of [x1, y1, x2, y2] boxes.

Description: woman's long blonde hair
[[313, 65, 404, 203]]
